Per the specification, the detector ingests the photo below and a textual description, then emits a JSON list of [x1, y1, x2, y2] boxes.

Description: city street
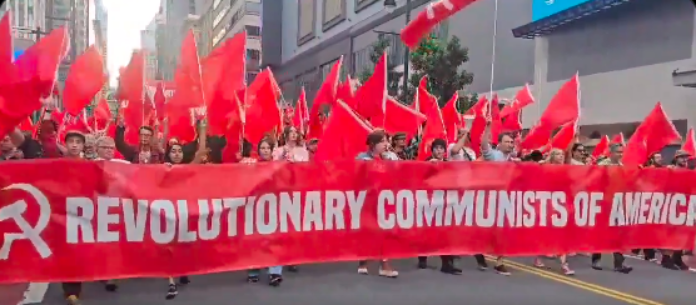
[[5, 255, 690, 305]]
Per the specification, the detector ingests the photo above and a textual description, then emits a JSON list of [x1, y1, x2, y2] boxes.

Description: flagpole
[[487, 0, 499, 117]]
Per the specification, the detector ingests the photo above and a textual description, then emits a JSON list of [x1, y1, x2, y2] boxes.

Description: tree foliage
[[405, 35, 476, 112], [358, 36, 404, 99]]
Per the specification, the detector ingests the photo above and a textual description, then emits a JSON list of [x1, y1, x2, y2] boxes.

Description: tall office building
[[0, 0, 47, 54], [93, 0, 108, 98], [206, 0, 262, 83], [46, 0, 93, 88], [141, 17, 158, 80]]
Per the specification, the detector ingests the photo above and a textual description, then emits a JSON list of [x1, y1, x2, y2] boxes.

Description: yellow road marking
[[484, 256, 666, 305]]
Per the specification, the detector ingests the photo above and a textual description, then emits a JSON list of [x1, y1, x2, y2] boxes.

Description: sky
[[103, 0, 160, 87]]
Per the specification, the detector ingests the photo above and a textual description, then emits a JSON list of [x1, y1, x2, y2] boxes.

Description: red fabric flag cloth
[[202, 32, 246, 136], [410, 76, 437, 113], [336, 79, 356, 109], [314, 100, 373, 161], [307, 57, 343, 140], [153, 82, 167, 121], [401, 0, 480, 48], [682, 128, 696, 157], [377, 97, 426, 141], [623, 102, 681, 167], [519, 123, 554, 151], [119, 51, 145, 105], [499, 84, 535, 118], [244, 68, 282, 145], [173, 30, 205, 109], [293, 87, 309, 134], [93, 98, 112, 129], [355, 53, 387, 124], [62, 45, 105, 116], [501, 108, 523, 132], [12, 27, 69, 97], [592, 135, 610, 159], [417, 103, 447, 161], [539, 74, 580, 130], [0, 11, 13, 70], [549, 120, 578, 151], [466, 96, 489, 156], [611, 133, 625, 145], [442, 92, 463, 143], [488, 94, 504, 145]]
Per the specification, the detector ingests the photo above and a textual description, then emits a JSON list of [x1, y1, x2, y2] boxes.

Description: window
[[213, 7, 228, 28], [246, 49, 260, 61], [245, 25, 260, 36]]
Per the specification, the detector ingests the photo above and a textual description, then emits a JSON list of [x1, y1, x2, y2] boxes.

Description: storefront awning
[[512, 0, 635, 39], [672, 65, 696, 88]]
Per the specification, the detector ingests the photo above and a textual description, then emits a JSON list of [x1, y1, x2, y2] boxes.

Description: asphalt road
[[4, 255, 694, 305]]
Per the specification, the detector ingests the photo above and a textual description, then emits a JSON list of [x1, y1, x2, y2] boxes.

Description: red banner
[[0, 160, 695, 283]]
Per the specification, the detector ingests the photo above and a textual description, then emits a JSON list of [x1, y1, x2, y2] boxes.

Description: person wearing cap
[[670, 150, 690, 169], [391, 132, 414, 160], [63, 130, 85, 159]]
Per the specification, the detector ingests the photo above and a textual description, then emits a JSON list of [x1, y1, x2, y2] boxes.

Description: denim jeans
[[248, 266, 283, 276]]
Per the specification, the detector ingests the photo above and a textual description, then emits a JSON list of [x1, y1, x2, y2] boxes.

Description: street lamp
[[382, 0, 411, 98]]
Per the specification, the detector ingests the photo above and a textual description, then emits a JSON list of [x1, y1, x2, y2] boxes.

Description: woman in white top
[[273, 126, 309, 162], [448, 128, 476, 161]]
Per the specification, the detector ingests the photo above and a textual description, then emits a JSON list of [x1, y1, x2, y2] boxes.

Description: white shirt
[[448, 143, 476, 161]]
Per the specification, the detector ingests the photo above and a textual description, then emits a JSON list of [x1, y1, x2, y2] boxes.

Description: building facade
[[265, 0, 696, 144], [156, 0, 207, 80], [93, 0, 108, 97], [0, 0, 46, 43], [46, 0, 93, 89], [141, 17, 158, 80], [208, 0, 262, 83]]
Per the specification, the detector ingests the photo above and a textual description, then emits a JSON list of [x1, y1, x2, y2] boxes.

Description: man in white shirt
[[94, 136, 130, 163], [448, 128, 476, 161]]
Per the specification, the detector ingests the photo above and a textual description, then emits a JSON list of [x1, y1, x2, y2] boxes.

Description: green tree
[[358, 36, 403, 98], [404, 35, 477, 112]]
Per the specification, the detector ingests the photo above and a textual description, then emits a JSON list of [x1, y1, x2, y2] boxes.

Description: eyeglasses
[[98, 146, 115, 150]]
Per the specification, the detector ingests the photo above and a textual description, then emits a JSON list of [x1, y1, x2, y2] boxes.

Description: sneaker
[[477, 260, 488, 271], [494, 265, 511, 276], [661, 256, 679, 270], [165, 284, 178, 300], [247, 274, 260, 282], [66, 295, 81, 305], [179, 276, 190, 285], [378, 269, 399, 278], [534, 258, 545, 268], [417, 259, 428, 269], [614, 265, 633, 274], [562, 263, 575, 276], [591, 261, 603, 270], [287, 265, 299, 272], [676, 263, 689, 271], [269, 274, 283, 287], [104, 282, 117, 292], [440, 266, 462, 275]]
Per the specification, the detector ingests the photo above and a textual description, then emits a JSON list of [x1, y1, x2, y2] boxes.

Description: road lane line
[[484, 256, 666, 305]]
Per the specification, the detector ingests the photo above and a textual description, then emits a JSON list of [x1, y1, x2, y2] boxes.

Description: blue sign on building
[[13, 50, 24, 61], [532, 0, 593, 21]]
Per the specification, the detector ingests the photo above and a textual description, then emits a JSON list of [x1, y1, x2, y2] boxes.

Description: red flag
[[173, 30, 205, 109], [307, 57, 343, 139], [501, 109, 523, 132], [682, 128, 696, 157], [62, 45, 105, 116], [549, 120, 578, 151], [314, 100, 373, 161], [293, 87, 309, 134], [12, 27, 69, 97], [337, 78, 356, 109], [356, 52, 388, 124], [379, 97, 427, 141], [441, 92, 463, 143], [153, 82, 166, 121], [623, 102, 681, 166], [592, 135, 610, 159], [611, 133, 625, 145], [119, 51, 145, 105], [467, 96, 489, 156], [0, 11, 12, 68], [202, 31, 246, 107], [417, 103, 447, 161], [410, 76, 437, 113], [401, 0, 480, 48], [489, 94, 504, 145], [539, 74, 580, 130], [245, 68, 282, 145], [94, 98, 112, 122], [499, 84, 535, 118]]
